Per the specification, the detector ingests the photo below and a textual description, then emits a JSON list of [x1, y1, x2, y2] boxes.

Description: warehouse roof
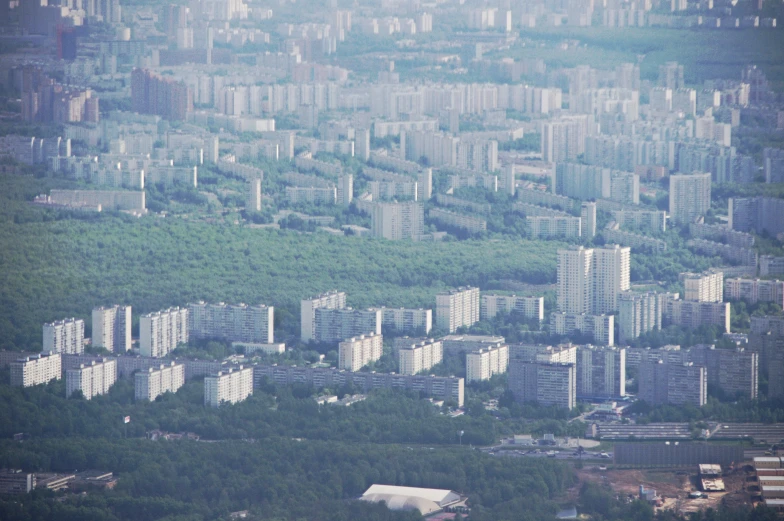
[[360, 485, 461, 515]]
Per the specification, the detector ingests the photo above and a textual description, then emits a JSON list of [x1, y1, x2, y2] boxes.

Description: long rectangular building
[[398, 338, 443, 375], [10, 353, 61, 387], [638, 360, 707, 407], [725, 278, 784, 307], [480, 294, 544, 323], [135, 362, 185, 401], [66, 359, 117, 400], [551, 312, 614, 346], [43, 318, 84, 355], [189, 302, 274, 344], [378, 307, 432, 335], [466, 344, 509, 383], [140, 307, 189, 358], [663, 297, 730, 333], [315, 308, 381, 343], [339, 334, 383, 372], [204, 366, 253, 407], [508, 359, 576, 410], [254, 364, 464, 406]]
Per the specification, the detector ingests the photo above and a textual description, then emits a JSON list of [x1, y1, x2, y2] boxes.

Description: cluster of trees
[[629, 396, 784, 424]]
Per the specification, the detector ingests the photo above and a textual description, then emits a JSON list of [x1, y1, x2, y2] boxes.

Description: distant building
[[480, 294, 544, 323], [551, 312, 614, 346], [436, 286, 480, 333], [315, 308, 382, 343], [669, 173, 711, 224], [761, 256, 784, 277], [204, 366, 253, 407], [510, 343, 577, 364], [378, 307, 432, 335], [689, 345, 758, 399], [0, 470, 35, 494], [466, 344, 509, 382], [66, 359, 117, 399], [301, 291, 347, 342], [371, 201, 425, 240], [188, 302, 274, 344], [139, 307, 189, 358], [131, 68, 193, 121], [135, 362, 185, 401], [508, 359, 576, 409], [638, 360, 707, 407], [725, 278, 784, 307], [441, 334, 505, 353], [557, 245, 630, 315], [618, 291, 665, 345], [581, 202, 597, 238], [92, 305, 132, 353], [398, 338, 443, 375], [246, 178, 262, 212], [43, 318, 84, 355], [681, 270, 723, 302], [339, 333, 383, 372], [576, 345, 625, 399], [663, 297, 730, 333], [10, 353, 61, 387]]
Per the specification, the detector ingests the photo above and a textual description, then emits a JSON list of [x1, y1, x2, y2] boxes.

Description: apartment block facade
[[508, 359, 576, 409], [575, 345, 625, 399], [43, 318, 84, 355], [339, 333, 384, 372], [66, 359, 117, 399], [301, 290, 347, 342], [92, 305, 132, 353], [638, 360, 707, 407], [617, 291, 665, 345], [189, 302, 274, 344], [435, 286, 480, 333], [10, 353, 61, 387], [378, 307, 432, 335], [682, 270, 724, 302], [466, 344, 509, 382], [725, 278, 784, 307], [398, 338, 443, 375], [314, 308, 382, 343], [669, 172, 711, 224], [370, 201, 425, 240], [551, 312, 615, 346], [556, 245, 630, 316], [663, 298, 731, 333], [689, 345, 758, 399], [204, 366, 253, 407], [480, 294, 544, 323], [140, 307, 189, 358], [134, 362, 185, 401]]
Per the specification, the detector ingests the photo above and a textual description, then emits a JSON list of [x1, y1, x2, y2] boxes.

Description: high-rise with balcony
[[480, 294, 544, 323], [135, 362, 185, 401], [508, 359, 576, 409], [204, 366, 253, 407], [575, 345, 625, 399], [301, 291, 347, 342], [92, 305, 132, 353], [66, 359, 117, 400], [370, 201, 425, 240], [43, 318, 84, 354], [398, 338, 443, 375], [378, 307, 432, 335], [557, 245, 630, 315], [189, 302, 274, 344], [669, 172, 711, 225], [140, 307, 189, 358], [682, 270, 724, 303], [638, 360, 706, 407], [436, 286, 480, 333], [339, 333, 384, 372], [466, 344, 509, 382], [618, 291, 664, 344], [10, 353, 61, 387]]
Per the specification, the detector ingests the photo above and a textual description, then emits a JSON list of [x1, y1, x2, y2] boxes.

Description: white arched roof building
[[360, 484, 462, 516]]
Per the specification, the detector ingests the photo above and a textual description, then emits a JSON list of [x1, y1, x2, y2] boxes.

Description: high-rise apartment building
[[66, 359, 117, 399], [556, 245, 630, 315], [466, 344, 509, 382], [728, 196, 784, 237], [301, 291, 347, 342], [638, 360, 706, 407], [581, 202, 597, 238], [682, 270, 724, 302], [378, 307, 432, 335], [725, 278, 784, 307], [658, 61, 685, 90], [541, 115, 592, 163], [480, 295, 544, 323], [370, 201, 425, 240], [131, 68, 193, 121], [135, 362, 185, 401], [398, 338, 443, 375], [10, 353, 61, 387], [550, 312, 614, 346], [669, 172, 711, 225], [508, 359, 576, 409], [689, 345, 758, 399], [575, 345, 625, 399], [204, 366, 253, 407], [510, 343, 578, 365], [314, 308, 382, 343], [618, 291, 664, 344], [92, 305, 132, 353], [246, 178, 262, 211], [189, 302, 274, 344], [140, 307, 189, 358], [436, 286, 480, 333], [43, 318, 84, 355], [339, 333, 384, 372], [663, 297, 730, 333], [555, 163, 639, 205]]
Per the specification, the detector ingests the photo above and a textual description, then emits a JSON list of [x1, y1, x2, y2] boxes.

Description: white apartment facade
[[339, 333, 383, 372], [480, 294, 544, 323], [669, 172, 711, 224], [436, 286, 480, 333], [135, 362, 185, 401], [189, 302, 274, 344], [140, 307, 189, 358], [10, 353, 62, 387], [398, 339, 443, 375], [301, 290, 347, 342], [43, 318, 85, 355], [66, 359, 117, 399], [204, 366, 253, 407], [92, 305, 132, 353], [682, 270, 724, 303], [466, 344, 509, 382], [378, 307, 432, 334]]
